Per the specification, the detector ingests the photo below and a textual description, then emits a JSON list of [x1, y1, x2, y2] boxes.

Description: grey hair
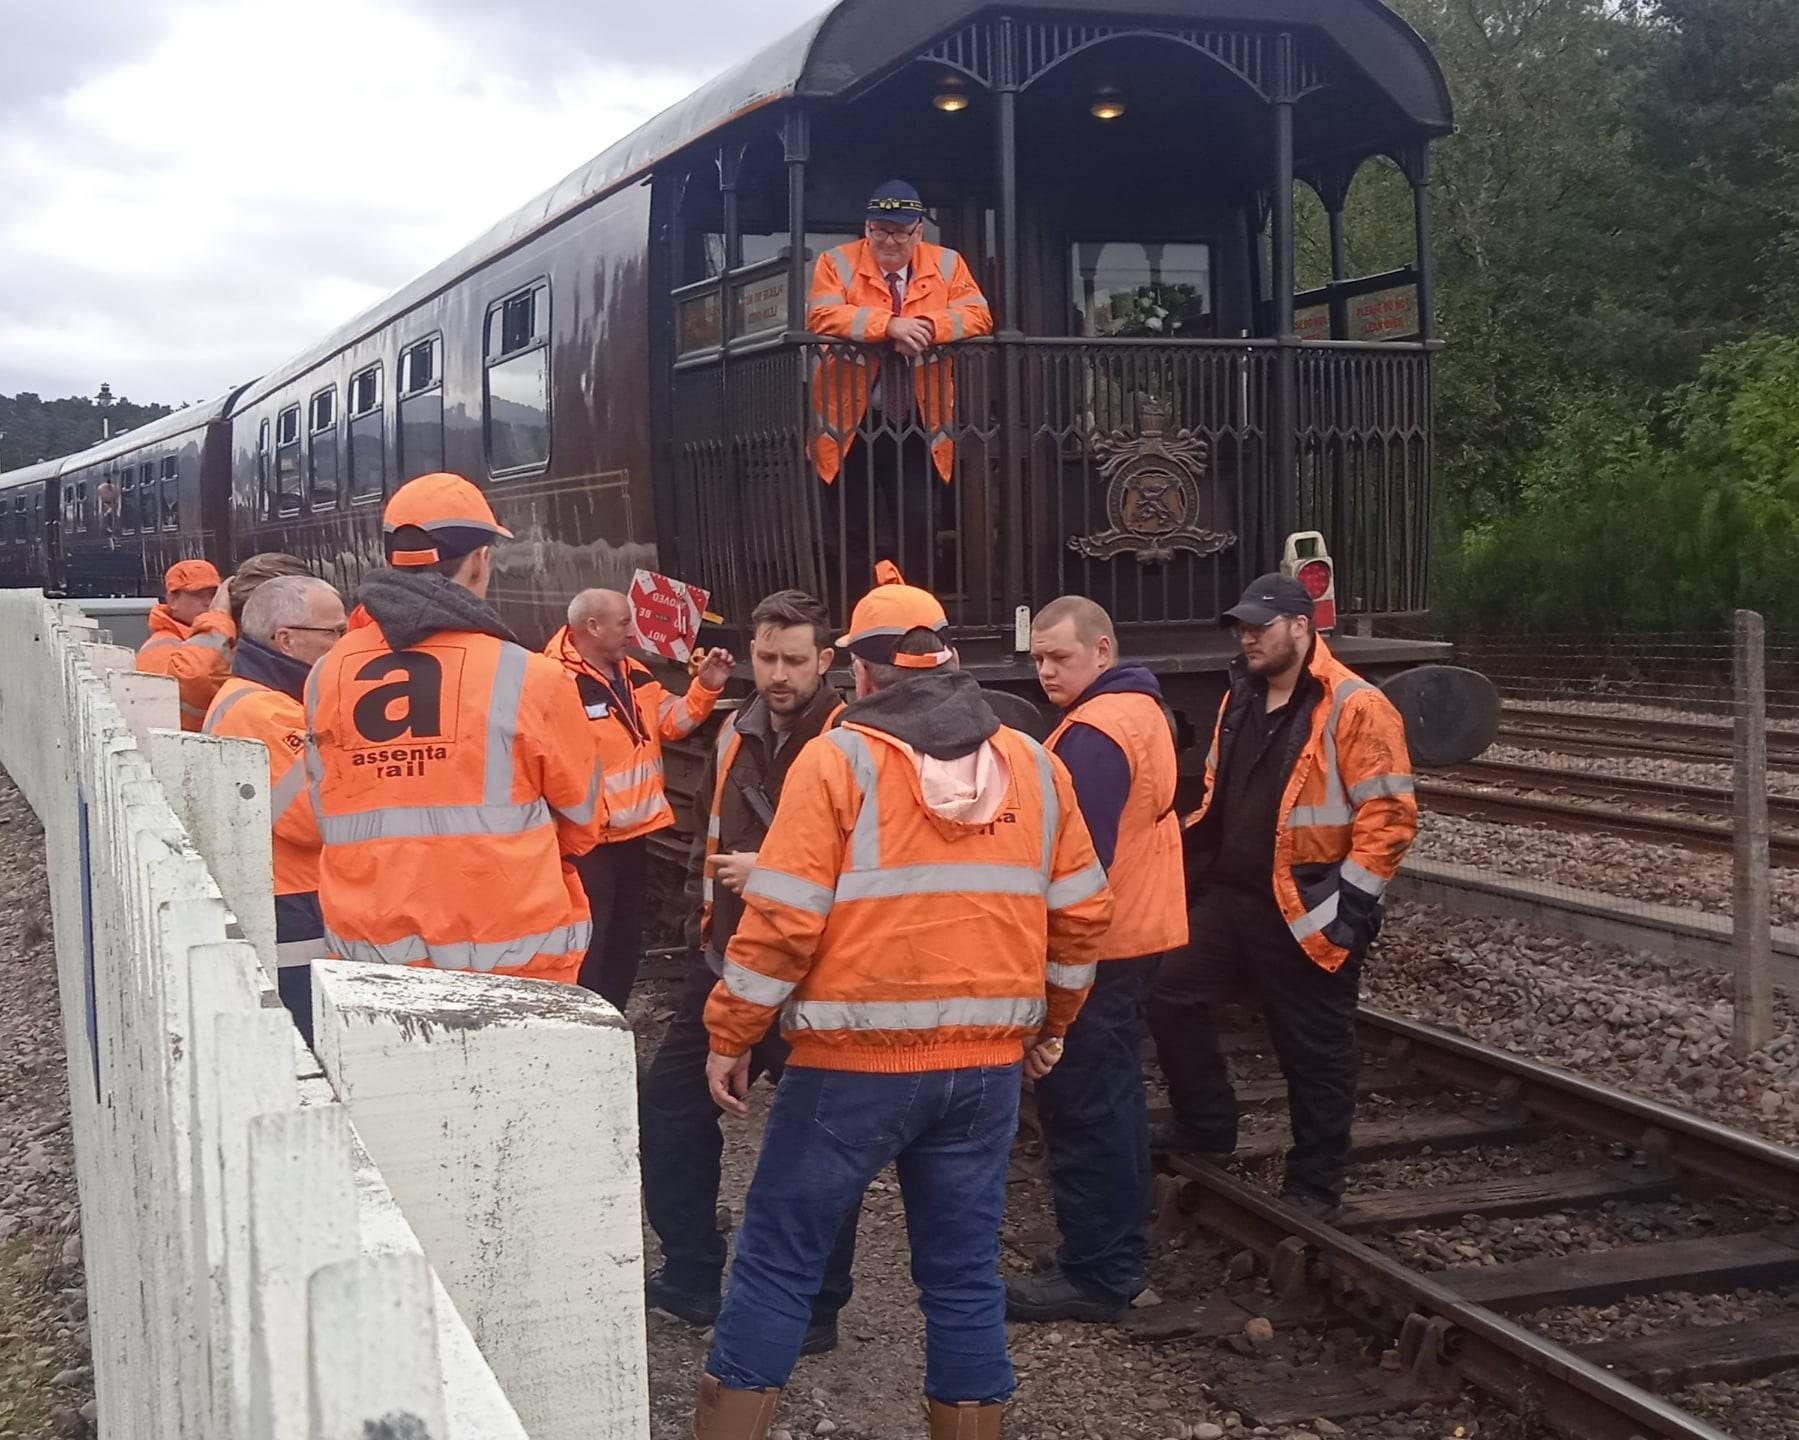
[[568, 588, 628, 627], [241, 575, 338, 644]]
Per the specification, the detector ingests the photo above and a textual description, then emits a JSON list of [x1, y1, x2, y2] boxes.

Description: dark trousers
[[1148, 885, 1363, 1203], [827, 430, 937, 600], [572, 836, 649, 1011], [709, 1063, 1021, 1402], [276, 965, 313, 1048], [1035, 956, 1155, 1303], [639, 965, 858, 1318]]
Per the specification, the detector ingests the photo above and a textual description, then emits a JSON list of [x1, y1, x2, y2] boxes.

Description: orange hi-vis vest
[[806, 238, 993, 486], [705, 723, 1114, 1073], [305, 614, 609, 983], [544, 629, 722, 847], [1048, 690, 1188, 961], [1186, 636, 1418, 972], [138, 605, 236, 730], [203, 675, 329, 970]]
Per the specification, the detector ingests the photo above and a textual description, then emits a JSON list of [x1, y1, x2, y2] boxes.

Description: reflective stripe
[[707, 815, 721, 839], [1030, 738, 1059, 881], [140, 634, 181, 653], [1046, 960, 1097, 991], [721, 958, 796, 1007], [949, 292, 987, 309], [606, 759, 664, 794], [484, 642, 529, 807], [1288, 803, 1353, 828], [326, 919, 592, 972], [557, 755, 607, 827], [1288, 891, 1340, 943], [949, 312, 965, 341], [828, 729, 882, 873], [1348, 773, 1415, 804], [303, 660, 326, 832], [201, 683, 256, 735], [180, 700, 208, 723], [270, 760, 306, 823], [701, 876, 715, 902], [1046, 860, 1107, 910], [605, 793, 671, 831], [811, 290, 847, 306], [1339, 858, 1389, 898], [836, 862, 1047, 902], [1307, 677, 1371, 822], [274, 937, 332, 968], [318, 797, 551, 844], [744, 866, 836, 916], [714, 712, 738, 764], [830, 245, 860, 288], [659, 693, 704, 739], [784, 995, 1047, 1032], [189, 630, 231, 654], [849, 308, 875, 341], [939, 249, 957, 281]]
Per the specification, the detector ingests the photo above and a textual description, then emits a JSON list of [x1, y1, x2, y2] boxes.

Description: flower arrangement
[[1092, 282, 1212, 339]]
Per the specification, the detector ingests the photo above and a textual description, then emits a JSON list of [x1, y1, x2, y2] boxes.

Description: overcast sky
[[0, 0, 826, 406]]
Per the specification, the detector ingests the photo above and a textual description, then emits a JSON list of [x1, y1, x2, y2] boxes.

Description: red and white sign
[[1281, 531, 1338, 633], [629, 569, 710, 663]]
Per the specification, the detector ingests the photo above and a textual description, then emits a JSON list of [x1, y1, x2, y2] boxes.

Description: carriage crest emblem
[[1069, 400, 1237, 565]]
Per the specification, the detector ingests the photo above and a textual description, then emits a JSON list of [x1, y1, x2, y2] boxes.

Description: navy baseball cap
[[1223, 573, 1314, 626], [866, 180, 927, 224]]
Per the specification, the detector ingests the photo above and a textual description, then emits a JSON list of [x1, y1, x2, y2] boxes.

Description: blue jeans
[[709, 1063, 1021, 1403], [1034, 955, 1154, 1303]]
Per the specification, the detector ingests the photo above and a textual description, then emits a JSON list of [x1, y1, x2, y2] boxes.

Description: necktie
[[885, 272, 904, 314], [883, 272, 911, 421]]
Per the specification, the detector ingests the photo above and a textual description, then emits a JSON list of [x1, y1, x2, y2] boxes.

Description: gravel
[[0, 773, 92, 1440], [1484, 742, 1799, 798]]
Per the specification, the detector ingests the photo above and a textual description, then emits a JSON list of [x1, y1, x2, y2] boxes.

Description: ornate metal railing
[[668, 336, 1432, 630]]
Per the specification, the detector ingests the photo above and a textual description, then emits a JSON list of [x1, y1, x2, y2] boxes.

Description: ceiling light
[[933, 84, 970, 113], [1090, 88, 1125, 121]]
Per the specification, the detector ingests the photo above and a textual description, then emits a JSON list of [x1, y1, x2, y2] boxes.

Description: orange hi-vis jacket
[[1048, 689, 1188, 961], [203, 674, 329, 970], [305, 601, 609, 983], [806, 238, 993, 485], [705, 721, 1114, 1073], [138, 605, 236, 730], [1186, 636, 1418, 973], [544, 629, 721, 847]]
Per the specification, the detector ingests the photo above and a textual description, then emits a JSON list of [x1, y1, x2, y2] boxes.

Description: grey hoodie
[[838, 667, 1000, 759], [356, 567, 520, 651]]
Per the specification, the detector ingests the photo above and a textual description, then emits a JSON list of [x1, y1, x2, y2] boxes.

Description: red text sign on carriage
[[629, 569, 711, 663]]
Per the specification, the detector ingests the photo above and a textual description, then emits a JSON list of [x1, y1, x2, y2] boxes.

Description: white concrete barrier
[[0, 591, 648, 1439]]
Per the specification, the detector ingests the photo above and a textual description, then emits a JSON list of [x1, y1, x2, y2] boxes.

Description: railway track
[[1124, 1009, 1799, 1440], [1499, 704, 1799, 771]]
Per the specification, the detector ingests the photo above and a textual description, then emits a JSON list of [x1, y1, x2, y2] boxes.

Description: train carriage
[[55, 390, 247, 599], [224, 0, 1457, 736], [0, 458, 64, 593]]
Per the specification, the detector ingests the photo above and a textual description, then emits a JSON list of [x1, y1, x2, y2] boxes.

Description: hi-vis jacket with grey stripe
[[704, 721, 1114, 1073], [138, 603, 236, 731], [305, 600, 609, 984], [203, 673, 328, 971], [1186, 635, 1417, 972]]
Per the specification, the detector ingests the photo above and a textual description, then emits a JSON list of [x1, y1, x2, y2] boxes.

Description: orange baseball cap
[[164, 559, 223, 594], [382, 472, 513, 566], [838, 561, 951, 667]]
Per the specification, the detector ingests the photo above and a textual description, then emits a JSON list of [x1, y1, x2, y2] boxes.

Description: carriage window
[[275, 405, 302, 515], [484, 282, 550, 475], [76, 482, 89, 533], [139, 462, 155, 532], [11, 498, 23, 543], [119, 470, 138, 535], [307, 387, 340, 508], [160, 456, 179, 530], [1070, 241, 1214, 338], [398, 335, 444, 481], [348, 364, 385, 502]]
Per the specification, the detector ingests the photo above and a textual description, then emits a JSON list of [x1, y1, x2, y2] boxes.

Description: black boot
[[1148, 1119, 1233, 1160], [1004, 1268, 1128, 1323], [646, 1266, 722, 1327]]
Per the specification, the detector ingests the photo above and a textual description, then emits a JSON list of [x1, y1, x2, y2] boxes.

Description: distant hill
[[0, 390, 177, 474]]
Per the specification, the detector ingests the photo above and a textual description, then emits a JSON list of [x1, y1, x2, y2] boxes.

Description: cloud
[[0, 0, 759, 405], [0, 2, 172, 121]]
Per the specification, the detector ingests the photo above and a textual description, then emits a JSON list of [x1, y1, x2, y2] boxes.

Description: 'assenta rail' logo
[[352, 746, 449, 778]]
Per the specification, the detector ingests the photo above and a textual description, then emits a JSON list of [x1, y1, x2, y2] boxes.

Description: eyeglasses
[[866, 221, 921, 241], [284, 624, 348, 638]]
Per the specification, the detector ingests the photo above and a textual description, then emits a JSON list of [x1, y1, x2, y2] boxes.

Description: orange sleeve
[[705, 737, 852, 1056], [656, 674, 722, 742], [165, 613, 235, 728], [1041, 750, 1114, 1037], [927, 250, 994, 345], [523, 655, 609, 855], [1336, 690, 1419, 886], [806, 249, 892, 345]]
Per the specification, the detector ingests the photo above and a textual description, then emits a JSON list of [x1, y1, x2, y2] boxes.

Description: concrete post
[[313, 964, 648, 1440], [307, 1254, 449, 1440], [1733, 609, 1774, 1056]]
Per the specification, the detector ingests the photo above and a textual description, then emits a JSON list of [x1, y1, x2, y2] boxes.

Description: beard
[[764, 678, 819, 717]]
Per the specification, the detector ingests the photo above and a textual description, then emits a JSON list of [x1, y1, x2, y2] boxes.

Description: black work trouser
[[1148, 884, 1364, 1204], [572, 836, 650, 1011], [1035, 955, 1158, 1304], [639, 962, 859, 1318], [827, 430, 937, 601]]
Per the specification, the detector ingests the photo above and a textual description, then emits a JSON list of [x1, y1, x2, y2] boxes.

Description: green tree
[[0, 391, 175, 474]]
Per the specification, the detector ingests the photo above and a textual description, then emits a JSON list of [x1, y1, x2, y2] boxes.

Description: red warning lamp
[[1282, 532, 1337, 633]]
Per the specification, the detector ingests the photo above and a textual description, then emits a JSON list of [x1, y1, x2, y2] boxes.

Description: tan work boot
[[692, 1373, 781, 1440], [927, 1397, 1003, 1439]]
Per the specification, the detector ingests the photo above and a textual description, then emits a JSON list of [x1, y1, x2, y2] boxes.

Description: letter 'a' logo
[[352, 652, 443, 742]]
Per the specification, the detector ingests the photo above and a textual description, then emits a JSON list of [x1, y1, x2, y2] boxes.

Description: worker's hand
[[706, 1050, 753, 1118], [888, 315, 934, 356], [1023, 1035, 1065, 1081], [694, 646, 735, 691], [705, 850, 758, 896]]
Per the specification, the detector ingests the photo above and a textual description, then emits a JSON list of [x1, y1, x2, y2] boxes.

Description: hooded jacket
[[1047, 663, 1187, 960], [543, 627, 722, 847], [705, 668, 1114, 1073], [138, 603, 237, 730], [303, 569, 608, 983]]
